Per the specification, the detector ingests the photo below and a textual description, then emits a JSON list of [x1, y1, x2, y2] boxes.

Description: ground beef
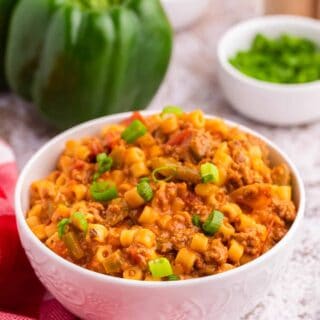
[[105, 198, 129, 226], [234, 228, 262, 256], [272, 199, 296, 223], [204, 239, 228, 265]]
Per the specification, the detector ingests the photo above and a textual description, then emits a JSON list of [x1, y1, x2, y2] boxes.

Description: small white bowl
[[217, 15, 320, 126], [161, 0, 209, 31], [15, 111, 305, 320]]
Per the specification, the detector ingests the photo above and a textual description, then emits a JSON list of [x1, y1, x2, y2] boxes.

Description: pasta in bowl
[[15, 109, 304, 319]]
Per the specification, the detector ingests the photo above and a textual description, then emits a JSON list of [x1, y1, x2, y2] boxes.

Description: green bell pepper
[[6, 0, 172, 128], [0, 0, 18, 89]]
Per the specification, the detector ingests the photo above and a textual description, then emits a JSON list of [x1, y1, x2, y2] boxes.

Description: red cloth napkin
[[0, 140, 76, 320]]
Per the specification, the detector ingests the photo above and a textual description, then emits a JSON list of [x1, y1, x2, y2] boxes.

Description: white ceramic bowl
[[161, 0, 209, 31], [15, 111, 305, 320], [217, 15, 320, 126]]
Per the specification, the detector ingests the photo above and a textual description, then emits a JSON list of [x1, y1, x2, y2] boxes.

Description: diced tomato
[[89, 138, 104, 156], [104, 131, 121, 149], [167, 129, 192, 146], [73, 159, 86, 170], [121, 112, 145, 126]]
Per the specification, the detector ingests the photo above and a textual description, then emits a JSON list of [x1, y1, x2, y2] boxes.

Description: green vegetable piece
[[97, 152, 113, 174], [62, 231, 84, 260], [121, 120, 147, 144], [148, 257, 173, 278], [5, 0, 172, 129], [192, 215, 201, 228], [90, 181, 118, 201], [229, 33, 320, 84], [152, 166, 177, 182], [161, 106, 183, 117], [202, 210, 224, 236], [200, 163, 219, 184], [58, 218, 70, 239], [167, 274, 180, 281], [137, 180, 153, 202], [71, 211, 88, 233]]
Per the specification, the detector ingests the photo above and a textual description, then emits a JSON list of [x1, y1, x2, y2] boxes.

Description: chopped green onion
[[200, 163, 219, 184], [148, 257, 173, 277], [139, 177, 150, 183], [121, 120, 147, 144], [202, 210, 224, 236], [192, 214, 201, 228], [167, 274, 180, 281], [71, 212, 88, 234], [93, 172, 100, 181], [152, 166, 177, 182], [58, 218, 70, 239], [137, 180, 153, 202], [97, 153, 113, 174], [90, 181, 118, 202], [62, 231, 84, 260], [161, 106, 183, 117]]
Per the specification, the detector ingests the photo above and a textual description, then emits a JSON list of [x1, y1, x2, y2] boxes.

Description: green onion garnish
[[70, 212, 88, 234], [58, 218, 70, 239], [97, 153, 113, 174], [161, 106, 183, 117], [90, 181, 118, 202], [137, 180, 153, 202], [121, 120, 147, 144], [192, 214, 201, 228], [152, 166, 177, 182], [200, 163, 219, 184], [202, 210, 224, 236], [139, 177, 150, 183], [148, 257, 173, 278], [167, 274, 180, 281]]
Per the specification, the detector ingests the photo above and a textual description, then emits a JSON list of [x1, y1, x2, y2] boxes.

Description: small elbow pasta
[[26, 216, 41, 228], [134, 229, 155, 248], [219, 222, 235, 237], [124, 188, 145, 208], [45, 223, 57, 237], [125, 147, 145, 165], [138, 206, 158, 225], [130, 162, 149, 178], [88, 224, 108, 242], [175, 248, 197, 272], [120, 229, 137, 247], [160, 115, 178, 134], [190, 233, 208, 253], [239, 213, 256, 230], [228, 239, 244, 263], [221, 203, 242, 221], [27, 204, 42, 217], [195, 183, 219, 198], [95, 245, 112, 263], [123, 267, 143, 280], [272, 185, 292, 201], [188, 110, 205, 129], [71, 184, 87, 201], [31, 224, 47, 240]]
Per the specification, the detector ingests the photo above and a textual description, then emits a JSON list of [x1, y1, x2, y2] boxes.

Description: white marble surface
[[0, 1, 319, 319]]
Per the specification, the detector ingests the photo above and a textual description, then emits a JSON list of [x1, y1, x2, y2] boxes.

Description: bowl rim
[[15, 110, 305, 288], [217, 14, 320, 91]]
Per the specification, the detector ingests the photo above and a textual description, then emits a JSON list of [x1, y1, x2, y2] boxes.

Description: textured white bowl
[[161, 0, 209, 31], [217, 15, 320, 126], [15, 111, 305, 320]]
